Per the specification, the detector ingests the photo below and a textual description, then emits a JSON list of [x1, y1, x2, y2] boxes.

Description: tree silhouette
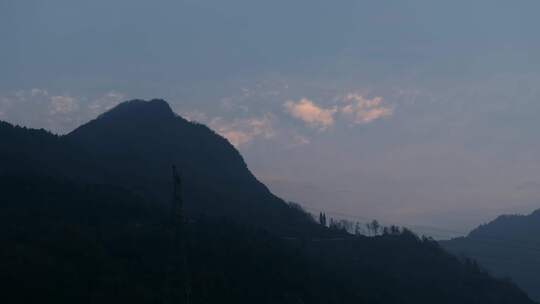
[[366, 220, 381, 236], [319, 212, 327, 226], [354, 222, 363, 235]]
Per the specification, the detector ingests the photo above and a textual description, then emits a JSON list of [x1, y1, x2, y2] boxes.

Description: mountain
[[0, 99, 322, 236], [443, 210, 540, 301], [0, 99, 536, 303]]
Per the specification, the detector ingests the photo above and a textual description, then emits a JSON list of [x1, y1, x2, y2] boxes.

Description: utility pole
[[172, 165, 184, 229], [164, 165, 191, 304]]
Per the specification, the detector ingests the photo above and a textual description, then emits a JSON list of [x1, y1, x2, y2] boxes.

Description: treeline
[[317, 211, 407, 237]]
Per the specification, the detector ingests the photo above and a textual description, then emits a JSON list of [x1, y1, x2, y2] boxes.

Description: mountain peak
[[99, 99, 175, 121]]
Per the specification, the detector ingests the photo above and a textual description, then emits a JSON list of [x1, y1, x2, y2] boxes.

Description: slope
[[0, 175, 534, 304], [443, 210, 540, 301]]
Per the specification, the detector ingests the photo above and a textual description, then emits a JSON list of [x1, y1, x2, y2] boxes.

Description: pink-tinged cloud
[[284, 98, 337, 130], [209, 115, 275, 147], [341, 94, 393, 124]]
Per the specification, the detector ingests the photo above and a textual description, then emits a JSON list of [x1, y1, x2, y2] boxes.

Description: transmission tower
[[164, 165, 191, 304]]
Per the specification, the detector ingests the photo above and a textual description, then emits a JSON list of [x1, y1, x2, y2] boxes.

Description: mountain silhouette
[[1, 99, 320, 236], [443, 210, 540, 301], [0, 99, 536, 303]]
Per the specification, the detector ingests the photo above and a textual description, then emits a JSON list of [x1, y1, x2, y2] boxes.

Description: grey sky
[[2, 1, 540, 237]]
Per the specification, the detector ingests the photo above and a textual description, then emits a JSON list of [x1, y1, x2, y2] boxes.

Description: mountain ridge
[[0, 99, 323, 236], [443, 208, 540, 301]]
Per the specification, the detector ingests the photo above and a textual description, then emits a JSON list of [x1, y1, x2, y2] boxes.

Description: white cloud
[[209, 115, 275, 147], [0, 89, 127, 133], [30, 88, 49, 97], [284, 98, 337, 130], [341, 94, 393, 124], [49, 95, 79, 115], [88, 91, 126, 115]]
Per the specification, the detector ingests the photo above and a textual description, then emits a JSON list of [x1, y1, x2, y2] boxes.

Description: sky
[[2, 0, 540, 237]]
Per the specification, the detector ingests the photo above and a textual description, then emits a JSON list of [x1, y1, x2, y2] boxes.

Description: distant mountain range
[[0, 99, 535, 303], [443, 209, 540, 301]]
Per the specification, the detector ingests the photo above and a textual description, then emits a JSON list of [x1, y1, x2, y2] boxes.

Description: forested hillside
[[1, 176, 534, 303]]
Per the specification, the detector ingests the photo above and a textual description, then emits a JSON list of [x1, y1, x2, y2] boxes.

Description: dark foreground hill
[[0, 99, 536, 303], [1, 176, 534, 304], [443, 210, 540, 301]]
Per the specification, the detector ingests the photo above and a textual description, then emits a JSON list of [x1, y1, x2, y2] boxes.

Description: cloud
[[284, 95, 392, 129], [209, 115, 275, 147], [49, 95, 79, 115], [341, 94, 393, 124], [30, 88, 49, 97], [294, 135, 310, 146], [287, 134, 311, 148], [182, 110, 209, 123], [0, 89, 127, 134], [88, 91, 126, 115], [219, 130, 253, 147], [284, 98, 337, 130]]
